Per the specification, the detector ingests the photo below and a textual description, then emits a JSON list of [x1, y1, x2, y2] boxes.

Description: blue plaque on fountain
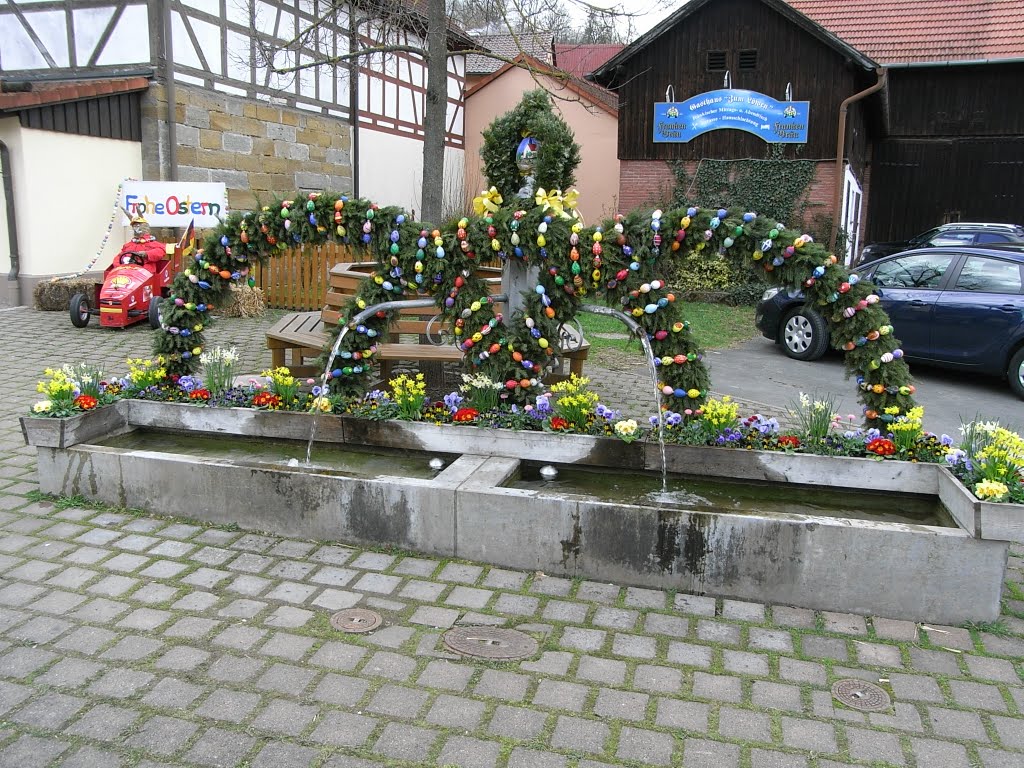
[[653, 89, 809, 144]]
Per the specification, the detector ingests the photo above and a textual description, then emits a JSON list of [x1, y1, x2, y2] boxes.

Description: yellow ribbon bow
[[473, 186, 503, 216], [562, 188, 580, 219], [535, 188, 580, 219]]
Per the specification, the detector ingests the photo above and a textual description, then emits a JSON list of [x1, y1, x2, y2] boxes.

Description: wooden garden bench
[[265, 262, 589, 383]]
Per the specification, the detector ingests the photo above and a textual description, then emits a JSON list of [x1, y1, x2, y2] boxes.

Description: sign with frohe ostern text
[[121, 181, 228, 227], [654, 89, 809, 144]]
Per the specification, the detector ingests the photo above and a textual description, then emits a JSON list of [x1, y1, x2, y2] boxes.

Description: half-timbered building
[[0, 0, 473, 305]]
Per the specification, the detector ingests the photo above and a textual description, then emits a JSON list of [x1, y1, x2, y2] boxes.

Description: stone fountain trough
[[22, 400, 1018, 624]]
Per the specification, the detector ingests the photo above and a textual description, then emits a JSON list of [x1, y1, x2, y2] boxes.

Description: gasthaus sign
[[654, 89, 809, 144], [121, 181, 228, 227]]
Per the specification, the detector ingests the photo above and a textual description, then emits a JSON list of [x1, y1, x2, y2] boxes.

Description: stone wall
[[141, 83, 353, 210]]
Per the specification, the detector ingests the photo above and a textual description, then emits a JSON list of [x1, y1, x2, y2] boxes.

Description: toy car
[[69, 227, 191, 329]]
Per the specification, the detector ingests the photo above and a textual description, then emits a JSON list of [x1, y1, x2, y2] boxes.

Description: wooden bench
[[265, 262, 589, 383]]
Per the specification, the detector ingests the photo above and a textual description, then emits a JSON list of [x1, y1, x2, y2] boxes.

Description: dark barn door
[[868, 139, 1024, 242]]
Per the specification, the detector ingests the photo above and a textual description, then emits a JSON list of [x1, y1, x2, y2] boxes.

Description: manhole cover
[[442, 627, 538, 660], [832, 678, 892, 712], [330, 608, 383, 633]]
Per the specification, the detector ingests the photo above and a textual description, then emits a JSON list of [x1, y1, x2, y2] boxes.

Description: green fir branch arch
[[153, 95, 918, 428]]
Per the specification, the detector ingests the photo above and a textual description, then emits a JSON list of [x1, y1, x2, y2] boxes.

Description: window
[[872, 252, 956, 289], [928, 232, 975, 246], [953, 256, 1023, 294], [738, 49, 758, 70], [706, 51, 726, 71], [975, 232, 1013, 244]]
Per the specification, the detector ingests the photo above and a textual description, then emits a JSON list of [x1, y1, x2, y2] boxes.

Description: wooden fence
[[252, 243, 360, 311]]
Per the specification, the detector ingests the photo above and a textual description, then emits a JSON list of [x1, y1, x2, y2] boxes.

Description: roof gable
[[466, 54, 617, 115], [787, 0, 1024, 64]]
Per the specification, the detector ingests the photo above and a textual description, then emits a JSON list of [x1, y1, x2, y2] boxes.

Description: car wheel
[[70, 293, 91, 328], [780, 306, 829, 361], [1008, 347, 1024, 400], [148, 296, 163, 330]]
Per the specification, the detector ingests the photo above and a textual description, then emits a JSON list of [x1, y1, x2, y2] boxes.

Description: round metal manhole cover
[[832, 678, 892, 712], [442, 627, 539, 661], [330, 608, 383, 633]]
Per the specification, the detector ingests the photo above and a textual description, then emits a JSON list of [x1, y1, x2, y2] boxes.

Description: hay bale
[[221, 285, 267, 318], [33, 279, 97, 311]]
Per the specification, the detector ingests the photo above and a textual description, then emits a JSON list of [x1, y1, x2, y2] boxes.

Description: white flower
[[33, 400, 52, 413], [614, 419, 638, 437]]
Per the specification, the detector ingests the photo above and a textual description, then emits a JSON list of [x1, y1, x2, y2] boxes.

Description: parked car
[[858, 222, 1024, 265], [755, 245, 1024, 399]]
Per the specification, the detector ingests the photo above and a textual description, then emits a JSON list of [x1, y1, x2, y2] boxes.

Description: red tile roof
[[553, 44, 625, 78], [787, 0, 1024, 64], [0, 77, 149, 111]]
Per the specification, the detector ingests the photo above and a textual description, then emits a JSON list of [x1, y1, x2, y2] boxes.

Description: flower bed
[[27, 358, 1024, 515]]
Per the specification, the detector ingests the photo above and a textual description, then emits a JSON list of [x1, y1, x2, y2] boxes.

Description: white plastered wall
[[0, 121, 142, 295], [358, 127, 465, 220]]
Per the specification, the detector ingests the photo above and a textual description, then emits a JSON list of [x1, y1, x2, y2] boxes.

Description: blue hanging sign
[[653, 89, 809, 144]]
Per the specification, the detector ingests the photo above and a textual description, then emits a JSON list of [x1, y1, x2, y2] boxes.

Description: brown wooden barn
[[589, 0, 1024, 263]]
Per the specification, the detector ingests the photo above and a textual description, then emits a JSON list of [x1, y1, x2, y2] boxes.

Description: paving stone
[[437, 562, 483, 583], [361, 650, 415, 681], [216, 599, 266, 619], [675, 593, 717, 616], [26, 589, 87, 614], [616, 725, 675, 765], [656, 698, 710, 731], [460, 611, 506, 626], [991, 715, 1024, 748], [868, 701, 925, 732], [488, 703, 549, 739], [113, 534, 160, 552], [267, 560, 316, 580], [872, 616, 919, 641], [665, 640, 712, 668], [87, 668, 154, 699], [771, 605, 816, 628], [309, 545, 354, 565], [193, 530, 239, 546], [364, 624, 415, 648], [165, 615, 220, 638], [889, 672, 945, 702], [779, 656, 827, 686], [949, 679, 1008, 712], [226, 552, 274, 573], [159, 523, 202, 539], [124, 715, 199, 756], [611, 632, 658, 659], [810, 688, 867, 723], [310, 673, 370, 707], [367, 683, 430, 718], [0, 581, 47, 605], [348, 551, 396, 570], [141, 678, 206, 709], [391, 556, 439, 577], [131, 583, 179, 604], [265, 580, 319, 603], [493, 593, 540, 616], [114, 608, 171, 632], [63, 546, 110, 565], [0, 734, 70, 767], [192, 547, 234, 566], [821, 611, 868, 635], [723, 649, 770, 676], [0, 646, 57, 678], [86, 574, 138, 597], [855, 640, 905, 667], [398, 579, 446, 601], [846, 726, 907, 765], [529, 575, 573, 596], [801, 635, 849, 661], [923, 624, 975, 651], [521, 650, 573, 676], [436, 735, 501, 768], [592, 606, 639, 630], [909, 737, 971, 768], [560, 626, 606, 651], [195, 688, 262, 723], [551, 714, 609, 754], [351, 572, 400, 594], [426, 693, 487, 728], [185, 727, 257, 766], [311, 641, 368, 671], [34, 658, 105, 689], [981, 633, 1024, 659], [594, 687, 649, 721], [225, 574, 272, 596], [63, 702, 139, 741], [719, 706, 773, 741], [146, 541, 196, 558], [102, 553, 150, 572], [977, 747, 1024, 768], [644, 612, 689, 637], [719, 598, 764, 622], [61, 745, 126, 768], [251, 698, 319, 736], [508, 748, 567, 768], [781, 716, 838, 752], [409, 605, 459, 628], [264, 605, 314, 628], [256, 662, 317, 695], [683, 738, 740, 768], [533, 679, 591, 712], [576, 581, 621, 603], [6, 614, 71, 643], [207, 654, 265, 683], [576, 655, 627, 685], [474, 669, 531, 701], [697, 619, 741, 645], [691, 671, 743, 703], [909, 647, 962, 676], [752, 680, 804, 712], [445, 585, 493, 609], [122, 518, 165, 532], [74, 529, 121, 546], [749, 750, 809, 768], [965, 655, 1021, 683], [748, 627, 795, 653], [632, 663, 683, 693], [45, 566, 99, 589], [249, 742, 320, 768], [100, 635, 165, 661], [417, 658, 475, 691], [231, 534, 278, 552], [620, 586, 664, 609], [309, 565, 357, 587], [211, 624, 266, 651], [372, 721, 438, 761], [542, 599, 590, 623], [154, 646, 211, 672], [9, 691, 86, 729], [6, 559, 61, 581]]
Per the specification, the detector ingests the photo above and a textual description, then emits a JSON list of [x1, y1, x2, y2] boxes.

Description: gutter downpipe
[[1, 140, 21, 306], [163, 0, 178, 181], [832, 67, 886, 252]]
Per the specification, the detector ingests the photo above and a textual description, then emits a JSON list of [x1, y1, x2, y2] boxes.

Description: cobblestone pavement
[[1, 305, 1022, 767]]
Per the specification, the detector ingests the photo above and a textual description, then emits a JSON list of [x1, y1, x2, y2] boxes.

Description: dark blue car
[[755, 245, 1024, 399]]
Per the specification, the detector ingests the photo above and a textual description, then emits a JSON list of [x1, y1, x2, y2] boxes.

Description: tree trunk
[[421, 0, 447, 223]]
